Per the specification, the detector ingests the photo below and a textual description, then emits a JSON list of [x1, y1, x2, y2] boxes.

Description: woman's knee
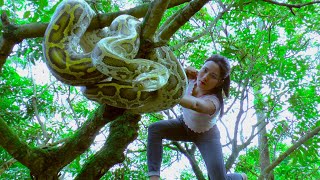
[[148, 121, 163, 135], [148, 119, 181, 137]]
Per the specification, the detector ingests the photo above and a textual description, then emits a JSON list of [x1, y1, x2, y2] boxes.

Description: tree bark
[[257, 113, 274, 180], [0, 104, 125, 178], [259, 125, 320, 180], [0, 0, 208, 177], [254, 89, 274, 180], [75, 113, 140, 179]]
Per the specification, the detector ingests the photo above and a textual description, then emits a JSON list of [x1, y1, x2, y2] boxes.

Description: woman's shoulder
[[202, 94, 220, 104]]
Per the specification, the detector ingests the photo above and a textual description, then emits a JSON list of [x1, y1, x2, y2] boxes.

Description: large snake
[[43, 0, 187, 113]]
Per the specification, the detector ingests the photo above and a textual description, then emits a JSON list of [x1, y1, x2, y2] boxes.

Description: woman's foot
[[241, 173, 248, 180]]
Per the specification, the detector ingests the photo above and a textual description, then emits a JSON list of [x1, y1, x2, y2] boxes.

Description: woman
[[147, 55, 247, 180]]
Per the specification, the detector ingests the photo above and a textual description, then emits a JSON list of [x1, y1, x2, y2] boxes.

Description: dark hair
[[205, 54, 231, 118]]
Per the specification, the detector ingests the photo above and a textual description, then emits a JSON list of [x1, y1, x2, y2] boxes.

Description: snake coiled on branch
[[43, 0, 187, 113]]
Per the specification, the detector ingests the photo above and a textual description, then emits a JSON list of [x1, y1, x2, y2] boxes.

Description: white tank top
[[182, 80, 220, 133]]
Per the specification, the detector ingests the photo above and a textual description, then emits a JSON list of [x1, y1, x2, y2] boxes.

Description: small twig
[[262, 0, 320, 8], [0, 158, 17, 175], [220, 119, 232, 143], [67, 86, 80, 128], [262, 0, 320, 15], [173, 3, 233, 50], [28, 57, 49, 144]]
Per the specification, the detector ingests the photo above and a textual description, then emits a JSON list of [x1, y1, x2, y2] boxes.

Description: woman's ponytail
[[222, 75, 230, 98]]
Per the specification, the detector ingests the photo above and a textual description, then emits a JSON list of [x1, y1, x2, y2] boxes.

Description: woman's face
[[197, 61, 222, 92]]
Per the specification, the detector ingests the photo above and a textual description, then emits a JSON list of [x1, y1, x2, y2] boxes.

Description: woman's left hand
[[185, 66, 198, 79]]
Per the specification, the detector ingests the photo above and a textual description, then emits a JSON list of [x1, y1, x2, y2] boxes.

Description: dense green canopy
[[0, 0, 319, 179]]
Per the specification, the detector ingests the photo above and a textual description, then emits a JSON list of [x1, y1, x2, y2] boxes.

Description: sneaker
[[241, 173, 248, 180]]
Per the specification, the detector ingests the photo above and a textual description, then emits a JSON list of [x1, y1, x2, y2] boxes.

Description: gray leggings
[[147, 116, 243, 180]]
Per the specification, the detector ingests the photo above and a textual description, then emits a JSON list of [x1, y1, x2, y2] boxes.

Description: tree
[[1, 0, 319, 179]]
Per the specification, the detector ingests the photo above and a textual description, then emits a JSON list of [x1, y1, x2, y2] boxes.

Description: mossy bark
[[75, 113, 141, 179]]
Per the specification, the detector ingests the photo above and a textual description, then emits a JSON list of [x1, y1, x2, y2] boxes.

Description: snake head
[[131, 64, 170, 92], [132, 76, 168, 92], [133, 81, 159, 92]]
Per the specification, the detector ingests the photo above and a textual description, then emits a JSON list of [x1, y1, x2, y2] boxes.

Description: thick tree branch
[[0, 136, 68, 175], [141, 0, 170, 41], [259, 125, 320, 180], [0, 117, 42, 170], [158, 0, 210, 41], [51, 105, 125, 169], [5, 104, 124, 178], [137, 0, 171, 57], [89, 0, 191, 30], [0, 13, 24, 71], [75, 113, 140, 179]]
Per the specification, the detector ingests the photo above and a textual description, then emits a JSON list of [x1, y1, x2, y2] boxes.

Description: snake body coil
[[43, 0, 187, 113]]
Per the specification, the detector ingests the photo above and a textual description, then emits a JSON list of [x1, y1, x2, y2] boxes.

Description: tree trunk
[[254, 89, 274, 180], [257, 115, 274, 180]]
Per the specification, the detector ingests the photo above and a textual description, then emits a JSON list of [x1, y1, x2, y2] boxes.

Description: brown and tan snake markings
[[43, 0, 187, 113]]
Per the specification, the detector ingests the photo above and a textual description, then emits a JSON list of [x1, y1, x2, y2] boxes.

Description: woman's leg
[[195, 126, 244, 180], [147, 117, 191, 177], [197, 138, 245, 180], [196, 137, 228, 180]]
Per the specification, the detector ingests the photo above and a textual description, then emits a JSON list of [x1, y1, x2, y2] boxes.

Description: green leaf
[[23, 11, 31, 19], [39, 0, 48, 9]]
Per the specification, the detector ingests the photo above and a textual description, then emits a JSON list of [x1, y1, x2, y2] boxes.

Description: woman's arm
[[179, 95, 216, 115], [182, 66, 216, 114]]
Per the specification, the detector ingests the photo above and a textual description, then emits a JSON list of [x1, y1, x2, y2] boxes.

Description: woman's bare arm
[[179, 95, 216, 115]]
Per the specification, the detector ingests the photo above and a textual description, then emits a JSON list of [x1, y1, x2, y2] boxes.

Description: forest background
[[0, 0, 319, 179]]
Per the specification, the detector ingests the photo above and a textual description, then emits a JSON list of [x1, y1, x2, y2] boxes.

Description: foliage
[[0, 150, 30, 179], [235, 147, 260, 180], [236, 144, 320, 180], [0, 0, 319, 179]]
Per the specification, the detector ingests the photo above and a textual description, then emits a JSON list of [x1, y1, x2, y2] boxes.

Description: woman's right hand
[[185, 66, 198, 79]]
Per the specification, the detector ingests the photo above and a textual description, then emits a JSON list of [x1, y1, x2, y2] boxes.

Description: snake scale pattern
[[43, 0, 187, 113]]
